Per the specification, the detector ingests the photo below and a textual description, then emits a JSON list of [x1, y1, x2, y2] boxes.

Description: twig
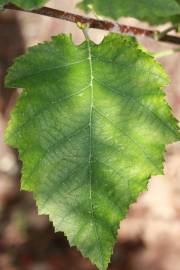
[[157, 24, 178, 40], [3, 3, 180, 45]]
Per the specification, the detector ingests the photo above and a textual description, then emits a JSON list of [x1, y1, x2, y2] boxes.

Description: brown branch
[[4, 3, 180, 45]]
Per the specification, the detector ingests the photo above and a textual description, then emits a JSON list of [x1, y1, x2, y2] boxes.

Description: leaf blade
[[77, 0, 180, 24], [0, 0, 48, 10], [5, 33, 180, 270]]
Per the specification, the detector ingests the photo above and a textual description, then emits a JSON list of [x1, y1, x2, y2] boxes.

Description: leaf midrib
[[86, 38, 105, 269]]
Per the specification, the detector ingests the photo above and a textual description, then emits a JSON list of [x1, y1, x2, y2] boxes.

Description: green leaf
[[77, 0, 180, 24], [171, 0, 180, 26], [5, 33, 179, 270], [0, 0, 47, 9]]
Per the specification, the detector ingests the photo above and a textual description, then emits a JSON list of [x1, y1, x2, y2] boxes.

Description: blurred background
[[0, 1, 180, 269]]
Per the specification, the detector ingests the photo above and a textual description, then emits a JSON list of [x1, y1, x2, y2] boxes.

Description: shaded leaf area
[[0, 0, 47, 10], [5, 33, 180, 270], [77, 0, 180, 24]]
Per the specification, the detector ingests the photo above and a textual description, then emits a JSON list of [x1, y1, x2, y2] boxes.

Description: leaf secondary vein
[[24, 124, 89, 183], [10, 58, 89, 82], [93, 106, 161, 172], [94, 78, 178, 138], [9, 84, 90, 140]]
